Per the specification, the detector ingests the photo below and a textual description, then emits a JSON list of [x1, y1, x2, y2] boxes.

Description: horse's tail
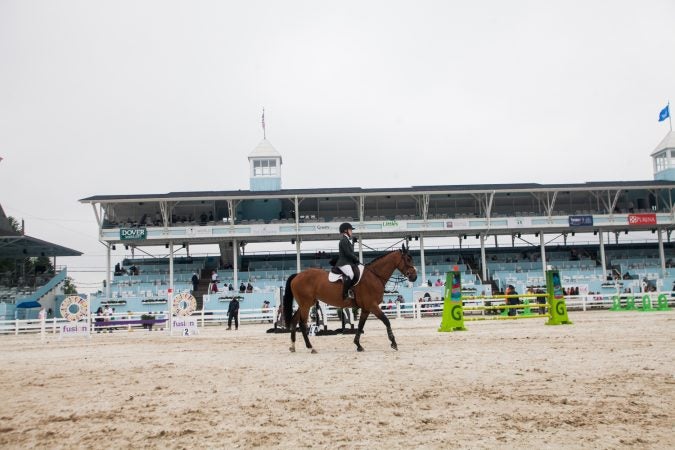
[[283, 273, 298, 327]]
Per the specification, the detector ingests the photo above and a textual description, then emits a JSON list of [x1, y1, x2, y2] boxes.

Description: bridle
[[365, 251, 414, 288]]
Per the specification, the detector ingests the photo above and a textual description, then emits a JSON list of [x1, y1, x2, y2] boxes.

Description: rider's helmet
[[339, 222, 355, 234]]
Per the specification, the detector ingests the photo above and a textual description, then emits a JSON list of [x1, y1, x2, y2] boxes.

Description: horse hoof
[[391, 344, 398, 351], [310, 348, 317, 354], [356, 347, 364, 352], [289, 347, 295, 353]]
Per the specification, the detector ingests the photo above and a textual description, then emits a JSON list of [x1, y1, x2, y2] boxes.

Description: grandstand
[[0, 204, 82, 320], [80, 132, 675, 317]]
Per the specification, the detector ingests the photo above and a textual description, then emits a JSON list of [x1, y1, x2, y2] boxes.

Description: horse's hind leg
[[297, 311, 317, 354], [353, 309, 370, 352], [289, 309, 301, 352], [373, 307, 398, 351]]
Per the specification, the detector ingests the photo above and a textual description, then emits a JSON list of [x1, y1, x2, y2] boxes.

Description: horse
[[283, 245, 418, 353]]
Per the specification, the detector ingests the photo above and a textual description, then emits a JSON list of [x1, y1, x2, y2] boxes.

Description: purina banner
[[627, 213, 657, 226], [568, 215, 593, 227]]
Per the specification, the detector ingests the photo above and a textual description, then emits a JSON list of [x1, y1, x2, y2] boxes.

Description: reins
[[364, 251, 402, 288]]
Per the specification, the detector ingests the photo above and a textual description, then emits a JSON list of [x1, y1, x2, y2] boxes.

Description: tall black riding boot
[[342, 277, 354, 302]]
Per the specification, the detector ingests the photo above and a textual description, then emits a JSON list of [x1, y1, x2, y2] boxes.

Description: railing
[[1, 292, 672, 336]]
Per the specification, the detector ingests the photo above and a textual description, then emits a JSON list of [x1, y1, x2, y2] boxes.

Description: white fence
[[1, 292, 672, 336]]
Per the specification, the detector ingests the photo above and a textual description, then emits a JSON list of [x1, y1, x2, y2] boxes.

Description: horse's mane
[[366, 249, 401, 266]]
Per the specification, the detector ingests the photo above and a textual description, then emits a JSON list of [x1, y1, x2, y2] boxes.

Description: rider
[[336, 222, 359, 302]]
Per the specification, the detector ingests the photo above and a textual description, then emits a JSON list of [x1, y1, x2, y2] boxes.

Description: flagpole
[[669, 101, 672, 132]]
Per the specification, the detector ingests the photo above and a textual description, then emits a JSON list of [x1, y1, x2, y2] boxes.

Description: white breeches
[[339, 265, 354, 279]]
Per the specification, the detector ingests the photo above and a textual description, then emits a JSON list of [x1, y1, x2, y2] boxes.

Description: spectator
[[505, 284, 520, 317], [228, 283, 235, 291], [38, 306, 46, 321], [210, 280, 218, 293], [95, 307, 104, 332], [211, 270, 219, 283], [227, 299, 239, 330], [262, 300, 272, 323], [191, 272, 199, 293], [434, 278, 443, 287], [239, 282, 246, 293], [47, 308, 53, 319], [427, 279, 432, 287], [103, 305, 114, 333], [246, 282, 253, 293]]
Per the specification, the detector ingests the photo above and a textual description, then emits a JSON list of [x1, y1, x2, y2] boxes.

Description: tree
[[62, 277, 77, 295]]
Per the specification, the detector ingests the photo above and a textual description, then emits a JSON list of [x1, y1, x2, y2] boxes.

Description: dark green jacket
[[336, 234, 359, 266]]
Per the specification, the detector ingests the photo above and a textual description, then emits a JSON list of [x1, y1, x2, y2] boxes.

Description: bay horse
[[283, 245, 417, 352]]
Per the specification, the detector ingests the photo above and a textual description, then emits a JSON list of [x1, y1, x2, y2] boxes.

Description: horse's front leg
[[354, 309, 370, 352], [372, 307, 398, 351]]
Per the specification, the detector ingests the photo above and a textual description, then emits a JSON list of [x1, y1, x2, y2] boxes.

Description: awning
[[16, 301, 42, 309]]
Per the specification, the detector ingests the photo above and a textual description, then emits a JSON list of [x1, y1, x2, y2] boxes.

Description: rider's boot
[[342, 277, 354, 303]]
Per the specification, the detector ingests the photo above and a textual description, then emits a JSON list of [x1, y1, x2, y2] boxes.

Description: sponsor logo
[[568, 215, 593, 227], [120, 228, 147, 240], [627, 213, 657, 226], [316, 225, 331, 231]]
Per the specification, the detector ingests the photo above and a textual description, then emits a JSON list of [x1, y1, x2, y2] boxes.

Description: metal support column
[[480, 234, 487, 282], [658, 228, 666, 277], [106, 243, 111, 300], [419, 236, 426, 286], [540, 232, 547, 274], [169, 242, 174, 297], [599, 231, 606, 280], [295, 239, 301, 272], [233, 239, 238, 289]]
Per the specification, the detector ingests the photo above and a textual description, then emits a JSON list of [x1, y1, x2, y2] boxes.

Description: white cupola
[[651, 131, 675, 181], [248, 139, 282, 191]]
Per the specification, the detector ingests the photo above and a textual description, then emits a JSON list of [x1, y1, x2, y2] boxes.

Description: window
[[656, 153, 668, 172], [253, 159, 277, 176]]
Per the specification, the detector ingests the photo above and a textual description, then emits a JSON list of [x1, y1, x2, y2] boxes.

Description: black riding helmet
[[339, 222, 355, 233]]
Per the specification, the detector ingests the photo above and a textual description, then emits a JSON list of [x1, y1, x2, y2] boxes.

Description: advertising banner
[[627, 213, 657, 226], [568, 215, 593, 227], [120, 228, 147, 240]]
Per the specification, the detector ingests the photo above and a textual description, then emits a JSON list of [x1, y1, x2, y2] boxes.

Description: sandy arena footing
[[0, 310, 673, 449]]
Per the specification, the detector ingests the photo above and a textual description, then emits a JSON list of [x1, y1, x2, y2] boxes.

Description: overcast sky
[[1, 1, 674, 292]]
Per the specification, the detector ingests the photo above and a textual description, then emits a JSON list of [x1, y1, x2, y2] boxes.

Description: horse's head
[[398, 243, 418, 282]]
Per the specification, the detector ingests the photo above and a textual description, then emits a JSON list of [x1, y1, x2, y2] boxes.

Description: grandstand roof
[[248, 139, 282, 164], [651, 130, 675, 156], [0, 234, 83, 258], [0, 205, 82, 258], [79, 179, 675, 203]]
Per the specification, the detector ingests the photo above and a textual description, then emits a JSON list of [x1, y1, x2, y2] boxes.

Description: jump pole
[[438, 269, 572, 332]]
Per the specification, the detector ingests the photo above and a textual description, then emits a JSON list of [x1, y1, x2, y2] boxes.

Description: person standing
[[505, 284, 520, 317], [191, 272, 199, 293], [336, 222, 359, 302], [227, 298, 239, 330]]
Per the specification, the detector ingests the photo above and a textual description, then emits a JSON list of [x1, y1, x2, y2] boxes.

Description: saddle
[[328, 264, 363, 286]]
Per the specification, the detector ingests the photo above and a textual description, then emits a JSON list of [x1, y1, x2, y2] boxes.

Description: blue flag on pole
[[659, 105, 670, 122]]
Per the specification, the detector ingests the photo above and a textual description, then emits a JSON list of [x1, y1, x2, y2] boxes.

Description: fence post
[[15, 319, 19, 335], [582, 295, 587, 312]]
